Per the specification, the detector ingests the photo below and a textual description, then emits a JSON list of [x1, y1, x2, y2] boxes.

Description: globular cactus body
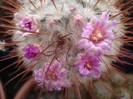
[[0, 0, 133, 99]]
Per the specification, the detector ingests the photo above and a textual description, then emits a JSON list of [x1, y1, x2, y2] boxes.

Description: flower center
[[28, 48, 38, 57], [90, 28, 103, 42], [46, 71, 57, 80], [85, 61, 92, 70], [24, 21, 32, 30], [24, 44, 40, 59]]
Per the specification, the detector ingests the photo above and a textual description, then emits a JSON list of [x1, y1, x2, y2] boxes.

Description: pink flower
[[75, 53, 101, 78], [78, 11, 117, 55], [14, 13, 39, 36], [34, 60, 71, 91], [73, 14, 84, 27], [23, 44, 41, 59], [19, 16, 38, 31]]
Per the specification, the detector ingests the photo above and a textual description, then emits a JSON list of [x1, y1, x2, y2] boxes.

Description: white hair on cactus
[[11, 0, 125, 88], [0, 41, 6, 51]]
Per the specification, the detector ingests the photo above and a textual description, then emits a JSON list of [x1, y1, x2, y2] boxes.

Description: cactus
[[0, 0, 132, 99]]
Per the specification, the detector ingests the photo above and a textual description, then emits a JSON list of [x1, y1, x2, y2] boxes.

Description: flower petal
[[92, 67, 101, 78], [14, 13, 23, 21], [90, 16, 101, 27], [96, 42, 111, 52], [62, 80, 71, 87], [79, 65, 89, 76], [57, 68, 68, 79], [105, 20, 117, 29], [101, 11, 109, 21], [45, 81, 53, 91], [82, 23, 94, 38], [78, 39, 89, 49], [51, 60, 62, 71], [54, 81, 62, 91]]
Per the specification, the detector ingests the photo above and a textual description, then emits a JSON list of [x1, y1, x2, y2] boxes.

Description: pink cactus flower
[[19, 16, 38, 31], [34, 60, 71, 91], [14, 13, 39, 36], [75, 53, 101, 78], [73, 14, 84, 27], [23, 44, 41, 59], [78, 11, 117, 55]]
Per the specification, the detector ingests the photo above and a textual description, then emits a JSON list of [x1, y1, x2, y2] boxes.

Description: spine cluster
[[12, 0, 125, 91]]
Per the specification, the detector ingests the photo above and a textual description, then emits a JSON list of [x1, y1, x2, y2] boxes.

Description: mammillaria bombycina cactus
[[0, 0, 133, 99]]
